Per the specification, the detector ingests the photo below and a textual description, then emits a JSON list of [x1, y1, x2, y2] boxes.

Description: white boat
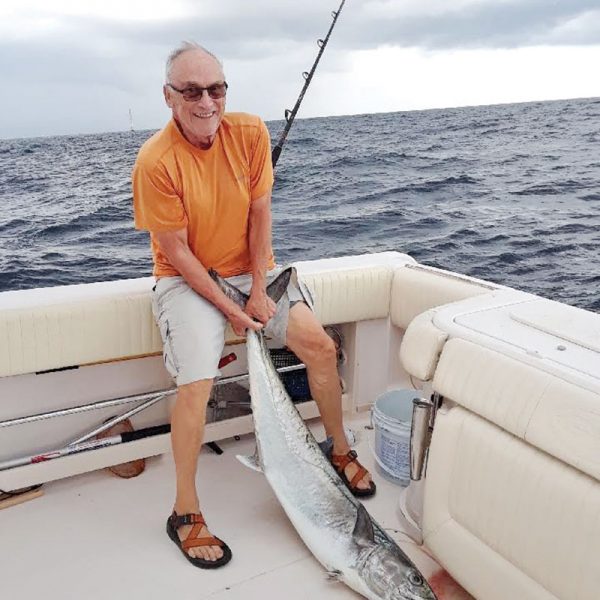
[[0, 251, 598, 600]]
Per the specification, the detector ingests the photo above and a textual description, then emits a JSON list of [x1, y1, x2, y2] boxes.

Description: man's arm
[[154, 228, 261, 337], [245, 190, 277, 324]]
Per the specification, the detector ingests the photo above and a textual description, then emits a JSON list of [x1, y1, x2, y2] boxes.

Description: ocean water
[[1, 97, 599, 311]]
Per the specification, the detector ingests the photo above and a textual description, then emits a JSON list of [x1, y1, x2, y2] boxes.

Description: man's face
[[164, 50, 226, 147]]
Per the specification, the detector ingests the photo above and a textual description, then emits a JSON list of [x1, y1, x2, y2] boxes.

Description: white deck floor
[[0, 412, 471, 600]]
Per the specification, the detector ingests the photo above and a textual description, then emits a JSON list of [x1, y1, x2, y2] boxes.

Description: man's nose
[[196, 90, 215, 107]]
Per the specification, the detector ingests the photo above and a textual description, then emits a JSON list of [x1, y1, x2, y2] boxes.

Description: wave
[[1, 97, 598, 313]]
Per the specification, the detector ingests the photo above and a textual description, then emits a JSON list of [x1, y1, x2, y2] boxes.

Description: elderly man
[[132, 42, 375, 569]]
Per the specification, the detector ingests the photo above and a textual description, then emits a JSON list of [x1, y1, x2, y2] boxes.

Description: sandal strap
[[349, 465, 368, 489], [331, 450, 369, 488], [182, 535, 224, 550], [170, 511, 206, 529], [331, 449, 359, 472]]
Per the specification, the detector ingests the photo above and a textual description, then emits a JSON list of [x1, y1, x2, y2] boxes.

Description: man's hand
[[227, 305, 263, 337], [245, 288, 277, 325]]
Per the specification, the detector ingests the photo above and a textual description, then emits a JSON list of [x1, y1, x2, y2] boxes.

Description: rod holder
[[410, 398, 433, 481]]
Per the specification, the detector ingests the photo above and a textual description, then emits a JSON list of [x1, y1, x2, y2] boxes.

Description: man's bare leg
[[171, 378, 224, 562], [285, 303, 372, 490]]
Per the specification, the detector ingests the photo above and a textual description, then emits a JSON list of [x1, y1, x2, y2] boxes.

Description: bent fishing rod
[[271, 0, 347, 168]]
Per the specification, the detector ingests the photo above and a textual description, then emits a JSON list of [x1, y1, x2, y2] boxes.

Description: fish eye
[[407, 571, 424, 586]]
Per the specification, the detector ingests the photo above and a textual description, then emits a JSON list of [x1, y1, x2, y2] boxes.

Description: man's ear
[[163, 85, 173, 108]]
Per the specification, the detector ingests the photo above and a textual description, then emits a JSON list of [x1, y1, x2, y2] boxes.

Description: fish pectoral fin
[[325, 569, 343, 581], [236, 452, 263, 473]]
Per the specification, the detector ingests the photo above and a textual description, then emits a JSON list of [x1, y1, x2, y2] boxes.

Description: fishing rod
[[0, 424, 172, 471], [271, 0, 347, 167]]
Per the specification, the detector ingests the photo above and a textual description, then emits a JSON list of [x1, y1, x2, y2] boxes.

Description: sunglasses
[[166, 81, 228, 101]]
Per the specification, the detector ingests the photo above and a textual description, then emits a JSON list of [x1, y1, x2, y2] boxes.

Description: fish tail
[[208, 266, 293, 307]]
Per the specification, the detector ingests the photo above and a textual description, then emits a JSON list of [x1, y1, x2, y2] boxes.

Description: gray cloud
[[1, 0, 599, 138], [119, 0, 600, 51], [86, 0, 600, 52], [4, 1, 598, 89], [341, 1, 600, 50]]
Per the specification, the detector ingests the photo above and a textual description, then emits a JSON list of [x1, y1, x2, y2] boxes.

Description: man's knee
[[301, 329, 337, 367], [176, 379, 214, 412]]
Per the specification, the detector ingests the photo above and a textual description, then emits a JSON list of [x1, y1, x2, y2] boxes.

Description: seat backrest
[[0, 263, 397, 379], [433, 337, 600, 482], [390, 265, 493, 331], [0, 279, 161, 378]]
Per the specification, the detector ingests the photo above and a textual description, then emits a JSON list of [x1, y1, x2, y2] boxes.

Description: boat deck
[[0, 412, 471, 600]]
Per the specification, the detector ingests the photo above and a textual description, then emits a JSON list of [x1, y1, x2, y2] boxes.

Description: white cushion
[[390, 265, 492, 330], [424, 407, 600, 600], [433, 338, 546, 438], [526, 376, 600, 482], [0, 265, 395, 378], [399, 310, 448, 381], [0, 290, 162, 377], [433, 338, 600, 481], [300, 265, 393, 326]]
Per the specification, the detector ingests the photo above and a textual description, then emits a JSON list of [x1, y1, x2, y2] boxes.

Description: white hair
[[165, 41, 224, 82]]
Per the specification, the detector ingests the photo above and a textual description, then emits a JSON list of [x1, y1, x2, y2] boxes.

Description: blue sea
[[1, 97, 599, 311]]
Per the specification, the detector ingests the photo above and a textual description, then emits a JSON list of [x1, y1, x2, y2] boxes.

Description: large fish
[[210, 267, 437, 600]]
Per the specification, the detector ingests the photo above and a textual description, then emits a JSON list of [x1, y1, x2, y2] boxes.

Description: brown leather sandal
[[166, 511, 232, 569], [331, 450, 377, 498]]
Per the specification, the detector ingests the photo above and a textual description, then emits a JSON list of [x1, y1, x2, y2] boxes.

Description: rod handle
[[120, 423, 171, 443], [410, 398, 433, 481]]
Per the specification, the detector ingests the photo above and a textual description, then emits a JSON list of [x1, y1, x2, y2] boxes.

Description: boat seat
[[433, 338, 600, 482], [0, 258, 498, 380], [423, 337, 600, 600], [391, 265, 494, 381], [0, 264, 396, 379], [0, 279, 161, 378], [390, 265, 493, 331]]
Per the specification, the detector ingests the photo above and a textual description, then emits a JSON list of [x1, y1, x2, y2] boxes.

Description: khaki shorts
[[151, 267, 314, 386]]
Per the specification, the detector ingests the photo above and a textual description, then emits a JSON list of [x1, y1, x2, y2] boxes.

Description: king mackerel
[[210, 267, 437, 600]]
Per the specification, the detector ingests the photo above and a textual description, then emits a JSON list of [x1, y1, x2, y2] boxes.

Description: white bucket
[[370, 389, 416, 486]]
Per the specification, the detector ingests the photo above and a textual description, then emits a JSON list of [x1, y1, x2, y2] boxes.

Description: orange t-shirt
[[132, 113, 275, 278]]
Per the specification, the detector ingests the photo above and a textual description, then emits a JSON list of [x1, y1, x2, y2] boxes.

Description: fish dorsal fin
[[266, 267, 293, 304], [352, 504, 375, 548]]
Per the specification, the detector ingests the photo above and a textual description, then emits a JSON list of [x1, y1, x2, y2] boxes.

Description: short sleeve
[[132, 159, 188, 232], [249, 119, 274, 201]]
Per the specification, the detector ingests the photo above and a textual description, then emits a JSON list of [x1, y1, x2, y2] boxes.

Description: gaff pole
[[271, 0, 347, 168]]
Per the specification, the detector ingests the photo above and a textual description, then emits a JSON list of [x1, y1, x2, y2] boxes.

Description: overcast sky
[[1, 0, 599, 139]]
